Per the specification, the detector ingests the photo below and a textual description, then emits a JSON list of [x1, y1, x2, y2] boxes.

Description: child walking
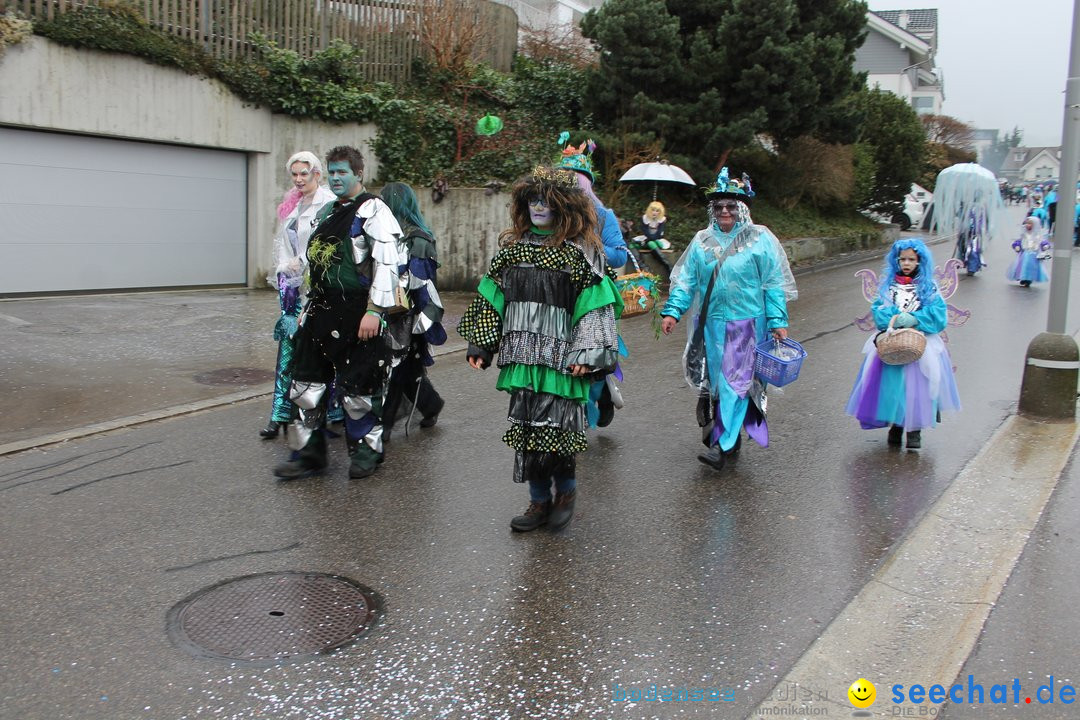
[[1007, 215, 1052, 287], [457, 167, 622, 531], [846, 238, 961, 448]]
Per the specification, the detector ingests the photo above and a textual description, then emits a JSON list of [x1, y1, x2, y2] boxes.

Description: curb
[[748, 412, 1080, 719]]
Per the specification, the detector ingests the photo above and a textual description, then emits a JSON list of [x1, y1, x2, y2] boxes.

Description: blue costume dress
[[662, 221, 795, 452], [587, 203, 629, 427], [846, 276, 961, 431], [1006, 220, 1051, 284]]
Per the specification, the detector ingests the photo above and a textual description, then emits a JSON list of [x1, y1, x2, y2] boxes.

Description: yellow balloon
[[848, 678, 876, 709]]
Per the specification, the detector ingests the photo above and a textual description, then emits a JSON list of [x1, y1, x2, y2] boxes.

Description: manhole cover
[[192, 367, 275, 386], [166, 572, 380, 662]]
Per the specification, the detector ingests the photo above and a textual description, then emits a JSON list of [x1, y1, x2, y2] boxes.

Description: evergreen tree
[[580, 0, 868, 173], [857, 87, 925, 215]]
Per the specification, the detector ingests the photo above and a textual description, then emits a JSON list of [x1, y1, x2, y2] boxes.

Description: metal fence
[[5, 0, 517, 81]]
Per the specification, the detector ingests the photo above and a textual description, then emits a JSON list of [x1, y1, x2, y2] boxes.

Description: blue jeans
[[529, 474, 577, 503]]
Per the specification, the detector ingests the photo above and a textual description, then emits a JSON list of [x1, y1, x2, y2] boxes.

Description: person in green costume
[[273, 146, 407, 481], [458, 166, 623, 532]]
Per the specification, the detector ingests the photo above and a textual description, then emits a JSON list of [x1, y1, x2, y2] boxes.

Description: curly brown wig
[[500, 167, 602, 254]]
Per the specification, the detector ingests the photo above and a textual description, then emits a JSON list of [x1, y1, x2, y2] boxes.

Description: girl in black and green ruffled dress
[[458, 167, 623, 532]]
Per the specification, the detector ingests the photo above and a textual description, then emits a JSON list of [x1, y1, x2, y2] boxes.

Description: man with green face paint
[[274, 145, 408, 480]]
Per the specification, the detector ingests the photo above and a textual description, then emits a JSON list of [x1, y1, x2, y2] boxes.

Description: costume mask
[[327, 161, 361, 198], [528, 197, 553, 228]]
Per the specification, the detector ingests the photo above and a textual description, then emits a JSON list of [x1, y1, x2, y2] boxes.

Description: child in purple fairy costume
[[660, 169, 797, 471], [1007, 215, 1052, 287], [845, 238, 961, 449]]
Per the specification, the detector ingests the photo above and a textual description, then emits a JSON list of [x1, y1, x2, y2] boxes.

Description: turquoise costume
[[662, 221, 795, 452]]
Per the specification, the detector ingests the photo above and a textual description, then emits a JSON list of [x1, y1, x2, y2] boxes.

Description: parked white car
[[891, 184, 932, 230]]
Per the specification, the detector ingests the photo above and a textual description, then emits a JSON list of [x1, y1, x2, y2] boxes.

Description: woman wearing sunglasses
[[659, 168, 798, 471]]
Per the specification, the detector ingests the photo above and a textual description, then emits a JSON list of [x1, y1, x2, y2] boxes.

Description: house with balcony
[[855, 8, 944, 115]]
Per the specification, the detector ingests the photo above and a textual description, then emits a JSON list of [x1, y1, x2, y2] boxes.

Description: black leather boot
[[510, 500, 551, 532], [906, 431, 922, 449], [697, 446, 726, 471], [888, 425, 903, 445], [260, 420, 281, 439], [420, 394, 445, 428], [273, 431, 328, 479], [548, 490, 577, 531]]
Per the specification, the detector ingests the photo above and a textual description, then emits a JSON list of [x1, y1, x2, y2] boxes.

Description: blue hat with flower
[[706, 167, 755, 204], [555, 131, 597, 182]]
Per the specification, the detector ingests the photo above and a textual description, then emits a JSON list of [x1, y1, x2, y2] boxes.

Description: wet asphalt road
[[2, 206, 1079, 719]]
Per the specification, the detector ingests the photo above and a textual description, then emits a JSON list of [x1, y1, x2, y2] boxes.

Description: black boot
[[273, 430, 327, 480], [260, 420, 281, 439], [906, 431, 922, 449], [348, 439, 381, 479], [888, 425, 903, 446], [548, 490, 577, 530], [419, 393, 445, 428], [510, 500, 551, 532], [596, 383, 615, 427], [697, 446, 726, 471], [723, 434, 742, 457]]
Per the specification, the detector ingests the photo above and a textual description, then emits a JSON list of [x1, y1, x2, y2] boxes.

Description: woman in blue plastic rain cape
[[660, 169, 797, 471]]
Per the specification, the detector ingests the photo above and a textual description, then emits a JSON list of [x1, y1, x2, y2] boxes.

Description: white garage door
[[0, 127, 247, 294]]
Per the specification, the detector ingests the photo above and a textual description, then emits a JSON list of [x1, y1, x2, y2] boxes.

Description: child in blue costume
[[845, 238, 961, 449], [661, 169, 797, 471], [1007, 215, 1051, 287], [458, 166, 622, 532], [556, 133, 629, 427]]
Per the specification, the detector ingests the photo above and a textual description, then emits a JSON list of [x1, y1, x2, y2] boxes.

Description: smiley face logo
[[848, 678, 876, 708]]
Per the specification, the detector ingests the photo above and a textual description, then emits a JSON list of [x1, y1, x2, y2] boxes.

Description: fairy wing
[[935, 258, 963, 299], [854, 311, 876, 332], [946, 304, 971, 327], [855, 268, 878, 303]]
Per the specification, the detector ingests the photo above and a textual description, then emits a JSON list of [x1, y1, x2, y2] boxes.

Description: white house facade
[[855, 9, 944, 115], [999, 147, 1063, 184], [493, 0, 602, 30]]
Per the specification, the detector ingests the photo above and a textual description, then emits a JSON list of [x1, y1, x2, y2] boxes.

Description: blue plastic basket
[[754, 338, 807, 387]]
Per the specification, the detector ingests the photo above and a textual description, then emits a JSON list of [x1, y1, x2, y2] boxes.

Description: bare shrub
[[519, 24, 596, 69], [773, 136, 854, 210], [415, 0, 493, 74]]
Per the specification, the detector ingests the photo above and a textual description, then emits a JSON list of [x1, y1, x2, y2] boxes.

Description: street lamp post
[[1018, 0, 1080, 420]]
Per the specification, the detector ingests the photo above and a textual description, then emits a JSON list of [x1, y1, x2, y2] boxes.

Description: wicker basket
[[616, 251, 661, 318], [875, 315, 926, 365]]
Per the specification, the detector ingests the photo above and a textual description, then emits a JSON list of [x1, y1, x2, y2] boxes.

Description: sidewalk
[[0, 289, 472, 454]]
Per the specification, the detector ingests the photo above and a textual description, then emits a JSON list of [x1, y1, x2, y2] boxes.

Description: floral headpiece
[[706, 167, 756, 204], [555, 131, 597, 182]]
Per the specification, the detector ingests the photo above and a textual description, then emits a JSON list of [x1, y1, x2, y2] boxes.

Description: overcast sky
[[870, 0, 1074, 147]]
